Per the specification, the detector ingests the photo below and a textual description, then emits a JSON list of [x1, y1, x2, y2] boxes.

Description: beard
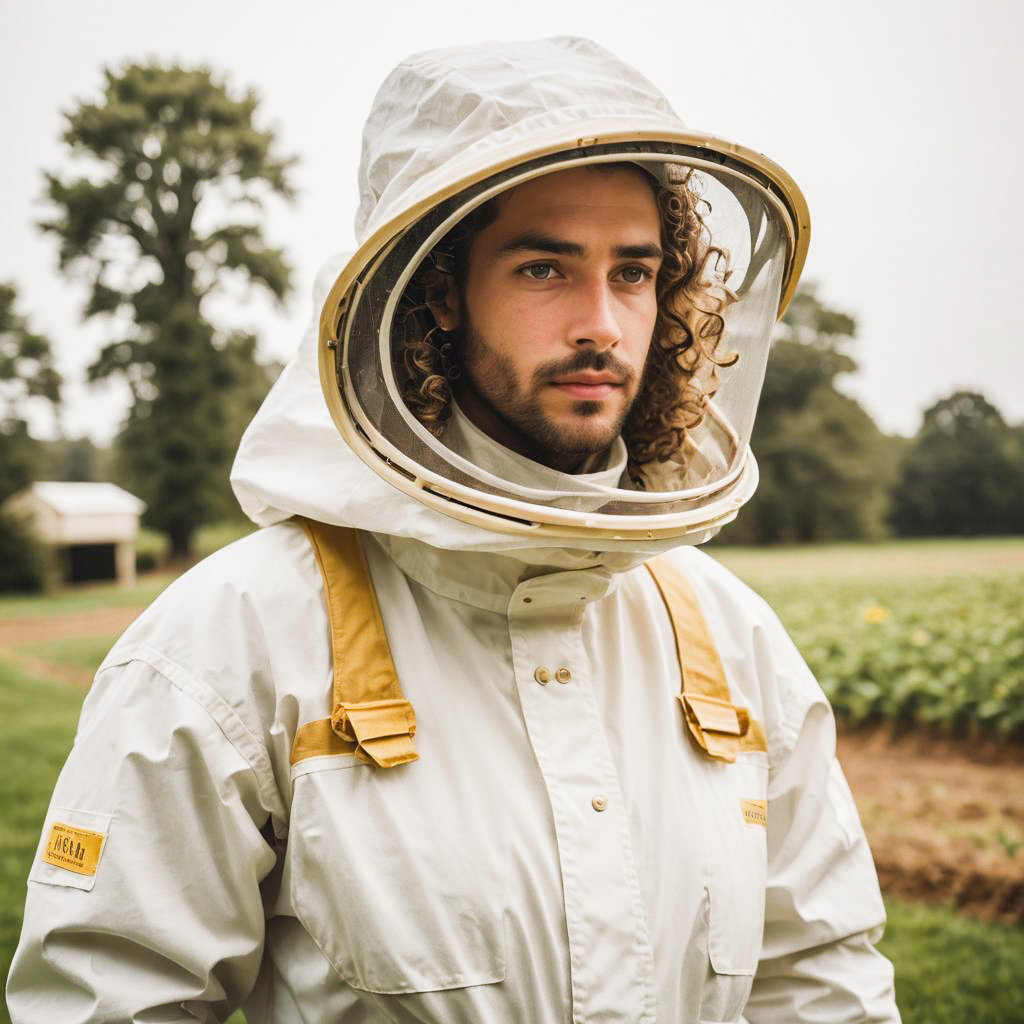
[[457, 320, 640, 468]]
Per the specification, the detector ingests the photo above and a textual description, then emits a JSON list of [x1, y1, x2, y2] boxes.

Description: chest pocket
[[702, 755, 770, 976], [288, 757, 507, 994], [687, 754, 768, 1023]]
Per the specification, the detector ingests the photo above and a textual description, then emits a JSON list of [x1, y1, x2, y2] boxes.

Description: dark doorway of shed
[[67, 543, 117, 583]]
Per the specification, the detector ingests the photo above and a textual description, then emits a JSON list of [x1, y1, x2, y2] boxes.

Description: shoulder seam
[[97, 643, 286, 823]]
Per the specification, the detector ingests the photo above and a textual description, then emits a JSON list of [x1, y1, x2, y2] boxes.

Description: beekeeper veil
[[318, 37, 810, 541]]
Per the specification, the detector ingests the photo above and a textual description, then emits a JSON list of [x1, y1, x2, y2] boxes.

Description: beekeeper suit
[[8, 37, 900, 1024]]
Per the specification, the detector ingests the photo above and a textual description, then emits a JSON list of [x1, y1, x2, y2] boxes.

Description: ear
[[425, 272, 461, 331]]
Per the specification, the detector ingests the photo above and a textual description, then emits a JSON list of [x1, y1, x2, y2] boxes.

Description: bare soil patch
[[839, 728, 1024, 924]]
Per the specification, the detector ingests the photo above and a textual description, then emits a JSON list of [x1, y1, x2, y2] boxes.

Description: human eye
[[616, 265, 655, 285], [519, 262, 561, 281]]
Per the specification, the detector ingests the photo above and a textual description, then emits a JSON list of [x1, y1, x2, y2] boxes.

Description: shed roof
[[22, 482, 146, 517]]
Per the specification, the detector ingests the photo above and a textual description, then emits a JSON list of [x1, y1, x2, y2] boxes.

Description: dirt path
[[0, 607, 145, 648], [0, 606, 145, 686], [839, 729, 1024, 923]]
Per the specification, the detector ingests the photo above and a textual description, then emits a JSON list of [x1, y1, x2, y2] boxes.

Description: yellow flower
[[863, 605, 891, 624]]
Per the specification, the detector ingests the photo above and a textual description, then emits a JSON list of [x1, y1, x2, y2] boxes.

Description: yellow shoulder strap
[[289, 519, 758, 768], [290, 517, 418, 769], [645, 555, 767, 763]]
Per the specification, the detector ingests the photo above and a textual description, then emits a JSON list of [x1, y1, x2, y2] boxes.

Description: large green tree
[[0, 283, 61, 590], [0, 282, 61, 502], [889, 391, 1024, 536], [725, 284, 900, 544], [43, 63, 294, 556]]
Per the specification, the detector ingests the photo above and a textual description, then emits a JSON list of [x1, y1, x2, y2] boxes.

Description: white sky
[[2, 0, 1022, 443]]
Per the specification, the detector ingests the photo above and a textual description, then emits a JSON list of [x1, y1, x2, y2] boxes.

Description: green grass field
[[0, 572, 173, 621], [712, 536, 1024, 582], [878, 902, 1024, 1023], [0, 663, 86, 1016], [2, 535, 1022, 1021]]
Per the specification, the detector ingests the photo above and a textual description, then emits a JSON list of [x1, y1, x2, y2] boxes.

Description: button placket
[[507, 588, 655, 1022]]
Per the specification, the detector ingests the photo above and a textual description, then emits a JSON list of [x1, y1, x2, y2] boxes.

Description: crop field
[[713, 538, 1024, 740], [1, 535, 1022, 1022]]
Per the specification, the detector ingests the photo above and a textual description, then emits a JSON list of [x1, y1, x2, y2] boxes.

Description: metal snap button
[[592, 795, 608, 812], [534, 667, 551, 685], [555, 667, 571, 684]]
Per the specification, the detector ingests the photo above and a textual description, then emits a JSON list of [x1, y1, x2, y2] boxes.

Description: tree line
[[723, 284, 1024, 544], [2, 62, 1023, 590]]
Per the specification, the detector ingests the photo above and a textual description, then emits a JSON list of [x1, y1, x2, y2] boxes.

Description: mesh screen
[[336, 141, 789, 518]]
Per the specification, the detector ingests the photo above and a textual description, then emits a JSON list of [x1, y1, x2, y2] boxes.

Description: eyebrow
[[498, 231, 663, 262]]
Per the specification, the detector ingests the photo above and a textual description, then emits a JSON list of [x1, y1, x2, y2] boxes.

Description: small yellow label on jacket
[[740, 799, 767, 827], [42, 822, 105, 876]]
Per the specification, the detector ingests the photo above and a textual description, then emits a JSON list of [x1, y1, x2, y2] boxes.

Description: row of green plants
[[752, 572, 1024, 740]]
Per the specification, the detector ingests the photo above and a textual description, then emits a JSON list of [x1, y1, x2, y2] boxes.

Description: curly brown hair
[[396, 164, 737, 487]]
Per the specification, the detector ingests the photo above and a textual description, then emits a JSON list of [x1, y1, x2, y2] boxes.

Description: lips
[[549, 373, 624, 400]]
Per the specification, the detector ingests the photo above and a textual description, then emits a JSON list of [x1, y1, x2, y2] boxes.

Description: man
[[9, 38, 900, 1023]]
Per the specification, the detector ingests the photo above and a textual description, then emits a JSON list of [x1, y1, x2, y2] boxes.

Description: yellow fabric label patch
[[42, 822, 105, 876], [740, 799, 767, 827]]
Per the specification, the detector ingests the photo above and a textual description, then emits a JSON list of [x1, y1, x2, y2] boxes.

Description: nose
[[570, 278, 621, 351]]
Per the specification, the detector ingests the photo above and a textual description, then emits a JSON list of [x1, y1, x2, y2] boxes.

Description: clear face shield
[[319, 137, 809, 541]]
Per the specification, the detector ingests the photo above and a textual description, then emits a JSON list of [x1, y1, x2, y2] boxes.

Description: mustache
[[531, 349, 636, 387]]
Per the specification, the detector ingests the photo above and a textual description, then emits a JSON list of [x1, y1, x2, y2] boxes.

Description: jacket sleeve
[[744, 617, 902, 1024], [6, 653, 281, 1023]]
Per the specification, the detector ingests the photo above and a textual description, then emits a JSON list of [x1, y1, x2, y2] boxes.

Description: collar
[[371, 409, 637, 613], [368, 531, 624, 615]]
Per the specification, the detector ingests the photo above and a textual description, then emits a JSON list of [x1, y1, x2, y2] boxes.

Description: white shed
[[5, 482, 147, 587]]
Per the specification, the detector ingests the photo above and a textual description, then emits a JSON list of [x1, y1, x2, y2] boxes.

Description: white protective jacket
[[9, 38, 899, 1024]]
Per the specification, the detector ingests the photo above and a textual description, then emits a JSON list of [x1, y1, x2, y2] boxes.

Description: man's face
[[447, 166, 662, 473]]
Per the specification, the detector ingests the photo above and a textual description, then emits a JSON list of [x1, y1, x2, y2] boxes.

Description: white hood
[[353, 37, 680, 242], [231, 37, 808, 563]]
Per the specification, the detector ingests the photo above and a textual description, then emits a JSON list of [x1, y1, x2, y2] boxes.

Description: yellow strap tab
[[333, 699, 419, 768], [646, 556, 767, 763], [681, 692, 744, 736], [678, 694, 751, 761], [297, 518, 418, 768]]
